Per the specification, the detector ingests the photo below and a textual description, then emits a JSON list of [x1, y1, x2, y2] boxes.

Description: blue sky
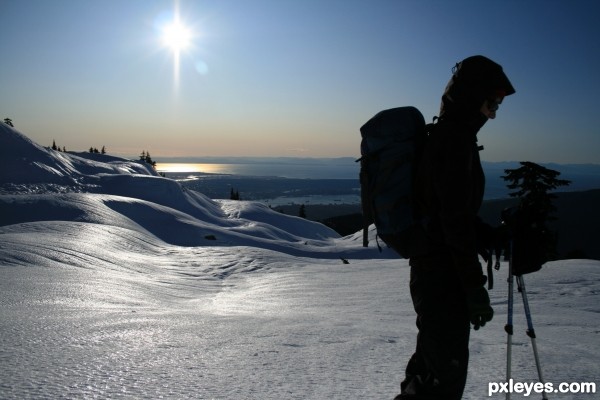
[[1, 0, 599, 163]]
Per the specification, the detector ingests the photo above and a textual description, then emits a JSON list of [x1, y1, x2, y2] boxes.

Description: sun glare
[[162, 21, 192, 52], [155, 1, 201, 90]]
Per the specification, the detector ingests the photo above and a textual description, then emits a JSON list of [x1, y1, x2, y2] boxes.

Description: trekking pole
[[505, 239, 514, 400], [516, 275, 549, 400]]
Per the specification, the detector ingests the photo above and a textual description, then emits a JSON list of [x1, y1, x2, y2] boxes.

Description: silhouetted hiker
[[394, 55, 515, 400]]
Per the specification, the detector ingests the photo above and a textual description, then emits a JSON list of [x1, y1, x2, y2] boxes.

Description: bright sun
[[162, 21, 192, 52], [156, 3, 198, 89]]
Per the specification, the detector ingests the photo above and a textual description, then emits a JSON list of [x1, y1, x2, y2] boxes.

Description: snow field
[[1, 123, 598, 399]]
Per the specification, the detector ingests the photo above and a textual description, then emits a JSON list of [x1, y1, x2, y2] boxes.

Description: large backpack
[[358, 106, 427, 257]]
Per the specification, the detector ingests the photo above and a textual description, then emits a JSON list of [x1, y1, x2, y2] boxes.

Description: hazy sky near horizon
[[1, 0, 599, 163]]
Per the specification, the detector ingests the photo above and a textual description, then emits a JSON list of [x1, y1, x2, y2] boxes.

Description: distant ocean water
[[157, 158, 361, 205], [158, 158, 600, 205], [156, 158, 359, 179]]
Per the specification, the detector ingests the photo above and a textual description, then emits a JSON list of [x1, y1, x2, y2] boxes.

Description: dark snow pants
[[397, 257, 471, 400]]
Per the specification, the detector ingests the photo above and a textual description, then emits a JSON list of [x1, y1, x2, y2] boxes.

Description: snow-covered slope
[[0, 125, 157, 190], [0, 124, 347, 253], [1, 123, 598, 399]]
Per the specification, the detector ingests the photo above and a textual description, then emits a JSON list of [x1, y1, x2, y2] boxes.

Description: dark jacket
[[411, 55, 515, 290], [411, 119, 486, 289]]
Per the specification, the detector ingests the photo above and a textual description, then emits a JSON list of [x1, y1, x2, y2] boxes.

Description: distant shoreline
[[161, 160, 600, 201]]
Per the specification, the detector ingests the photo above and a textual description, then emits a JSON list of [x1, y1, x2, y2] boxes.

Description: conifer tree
[[503, 161, 570, 223], [299, 204, 307, 219], [230, 188, 241, 200], [52, 140, 58, 150], [502, 161, 571, 261], [141, 151, 157, 169]]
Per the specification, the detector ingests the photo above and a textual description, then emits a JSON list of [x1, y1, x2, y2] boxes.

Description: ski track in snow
[[1, 124, 599, 399]]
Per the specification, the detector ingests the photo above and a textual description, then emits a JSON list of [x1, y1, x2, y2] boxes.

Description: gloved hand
[[466, 286, 493, 330]]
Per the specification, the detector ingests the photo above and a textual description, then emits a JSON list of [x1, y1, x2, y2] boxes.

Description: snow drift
[[0, 123, 598, 399]]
